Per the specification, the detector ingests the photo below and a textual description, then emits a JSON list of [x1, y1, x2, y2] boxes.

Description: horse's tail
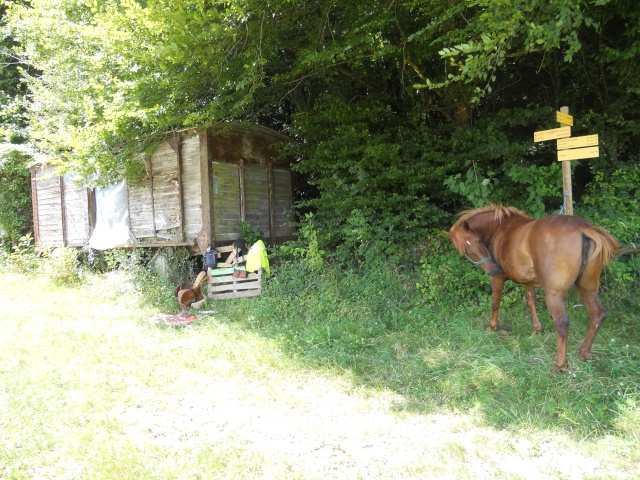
[[616, 246, 640, 257], [583, 226, 619, 266]]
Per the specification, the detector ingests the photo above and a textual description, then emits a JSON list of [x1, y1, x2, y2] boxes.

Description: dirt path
[[119, 359, 618, 479]]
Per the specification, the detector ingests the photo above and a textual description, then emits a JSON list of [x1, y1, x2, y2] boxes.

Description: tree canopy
[[3, 0, 639, 255]]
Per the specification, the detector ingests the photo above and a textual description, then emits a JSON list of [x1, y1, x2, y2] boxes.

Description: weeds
[[220, 256, 640, 440], [41, 247, 82, 286]]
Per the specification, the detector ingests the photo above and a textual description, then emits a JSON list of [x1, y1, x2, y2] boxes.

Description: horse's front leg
[[544, 290, 569, 373], [487, 276, 506, 331], [525, 286, 543, 335]]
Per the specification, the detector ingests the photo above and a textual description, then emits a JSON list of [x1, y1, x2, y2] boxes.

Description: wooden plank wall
[[33, 167, 64, 245], [211, 161, 241, 244], [208, 126, 296, 246], [32, 167, 91, 246], [127, 133, 202, 245], [181, 134, 204, 241], [127, 167, 155, 240], [62, 174, 90, 246], [244, 164, 270, 238], [273, 168, 296, 241], [31, 125, 292, 249], [209, 162, 294, 246], [151, 141, 181, 240]]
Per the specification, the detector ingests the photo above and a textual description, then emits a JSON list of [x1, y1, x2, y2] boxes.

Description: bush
[[415, 231, 489, 309], [239, 220, 265, 247], [279, 213, 325, 274], [3, 233, 40, 272], [42, 247, 82, 286], [0, 149, 32, 249], [580, 164, 640, 296]]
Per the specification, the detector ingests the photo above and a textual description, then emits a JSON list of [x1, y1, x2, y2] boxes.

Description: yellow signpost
[[533, 107, 600, 215], [533, 126, 571, 142], [556, 134, 598, 150], [557, 146, 600, 162], [556, 110, 574, 126]]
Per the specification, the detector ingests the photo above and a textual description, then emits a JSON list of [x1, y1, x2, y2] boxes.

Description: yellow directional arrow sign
[[557, 134, 599, 150], [556, 111, 574, 126], [534, 126, 571, 142], [557, 146, 600, 161]]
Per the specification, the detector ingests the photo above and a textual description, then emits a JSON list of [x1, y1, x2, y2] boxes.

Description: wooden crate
[[206, 245, 262, 299], [207, 267, 262, 300]]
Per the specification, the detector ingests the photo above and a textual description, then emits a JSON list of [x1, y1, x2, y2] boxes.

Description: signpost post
[[533, 107, 599, 216], [559, 107, 574, 215]]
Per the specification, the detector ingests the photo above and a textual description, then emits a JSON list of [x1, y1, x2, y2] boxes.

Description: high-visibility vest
[[246, 240, 270, 275]]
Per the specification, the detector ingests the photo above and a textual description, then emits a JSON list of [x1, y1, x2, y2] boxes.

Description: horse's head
[[447, 221, 503, 277]]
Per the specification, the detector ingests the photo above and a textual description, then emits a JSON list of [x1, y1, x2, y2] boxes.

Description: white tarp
[[89, 181, 136, 249]]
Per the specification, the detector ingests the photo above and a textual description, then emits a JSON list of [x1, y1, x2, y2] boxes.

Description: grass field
[[0, 265, 639, 479]]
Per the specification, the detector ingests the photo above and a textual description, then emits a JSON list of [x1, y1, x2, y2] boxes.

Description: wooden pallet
[[206, 245, 262, 299]]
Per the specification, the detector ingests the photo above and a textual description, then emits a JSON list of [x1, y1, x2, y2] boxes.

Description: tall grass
[[222, 259, 640, 439]]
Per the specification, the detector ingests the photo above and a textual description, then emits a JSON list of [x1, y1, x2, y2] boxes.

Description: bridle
[[465, 254, 492, 266], [463, 239, 502, 276]]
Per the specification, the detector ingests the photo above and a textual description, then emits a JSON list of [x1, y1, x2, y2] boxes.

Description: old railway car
[[30, 123, 296, 252]]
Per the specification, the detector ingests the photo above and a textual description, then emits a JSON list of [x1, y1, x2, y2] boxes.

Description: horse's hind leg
[[544, 290, 570, 373], [576, 287, 607, 362], [526, 286, 543, 335]]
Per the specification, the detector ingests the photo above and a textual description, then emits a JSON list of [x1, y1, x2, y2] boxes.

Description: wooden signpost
[[533, 106, 599, 215]]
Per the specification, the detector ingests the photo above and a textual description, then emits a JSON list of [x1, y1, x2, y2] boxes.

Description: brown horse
[[447, 205, 619, 373]]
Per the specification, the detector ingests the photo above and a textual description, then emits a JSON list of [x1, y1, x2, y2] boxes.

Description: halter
[[466, 255, 492, 266], [464, 244, 502, 276]]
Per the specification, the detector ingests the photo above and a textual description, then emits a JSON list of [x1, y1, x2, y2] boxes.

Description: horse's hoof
[[486, 325, 498, 332], [551, 363, 568, 374], [578, 351, 593, 362], [531, 329, 543, 336]]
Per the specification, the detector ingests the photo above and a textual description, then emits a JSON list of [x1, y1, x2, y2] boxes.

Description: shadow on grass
[[209, 263, 640, 440]]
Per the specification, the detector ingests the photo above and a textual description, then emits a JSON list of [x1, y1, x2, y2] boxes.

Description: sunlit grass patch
[[1, 263, 638, 479]]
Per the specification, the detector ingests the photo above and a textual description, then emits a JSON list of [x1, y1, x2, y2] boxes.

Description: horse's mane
[[455, 204, 531, 226], [449, 204, 531, 254]]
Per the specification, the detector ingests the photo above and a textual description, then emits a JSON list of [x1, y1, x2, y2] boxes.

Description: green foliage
[[1, 2, 28, 144], [86, 247, 132, 273], [581, 164, 640, 245], [3, 0, 640, 260], [238, 220, 264, 248], [580, 164, 640, 297], [0, 148, 32, 247], [444, 162, 494, 209], [3, 232, 39, 271], [288, 95, 452, 259], [279, 213, 325, 274], [42, 246, 82, 286], [504, 162, 563, 217], [156, 246, 199, 287], [415, 231, 489, 310]]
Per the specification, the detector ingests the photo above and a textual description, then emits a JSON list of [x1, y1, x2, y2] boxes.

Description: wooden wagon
[[30, 123, 296, 252]]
